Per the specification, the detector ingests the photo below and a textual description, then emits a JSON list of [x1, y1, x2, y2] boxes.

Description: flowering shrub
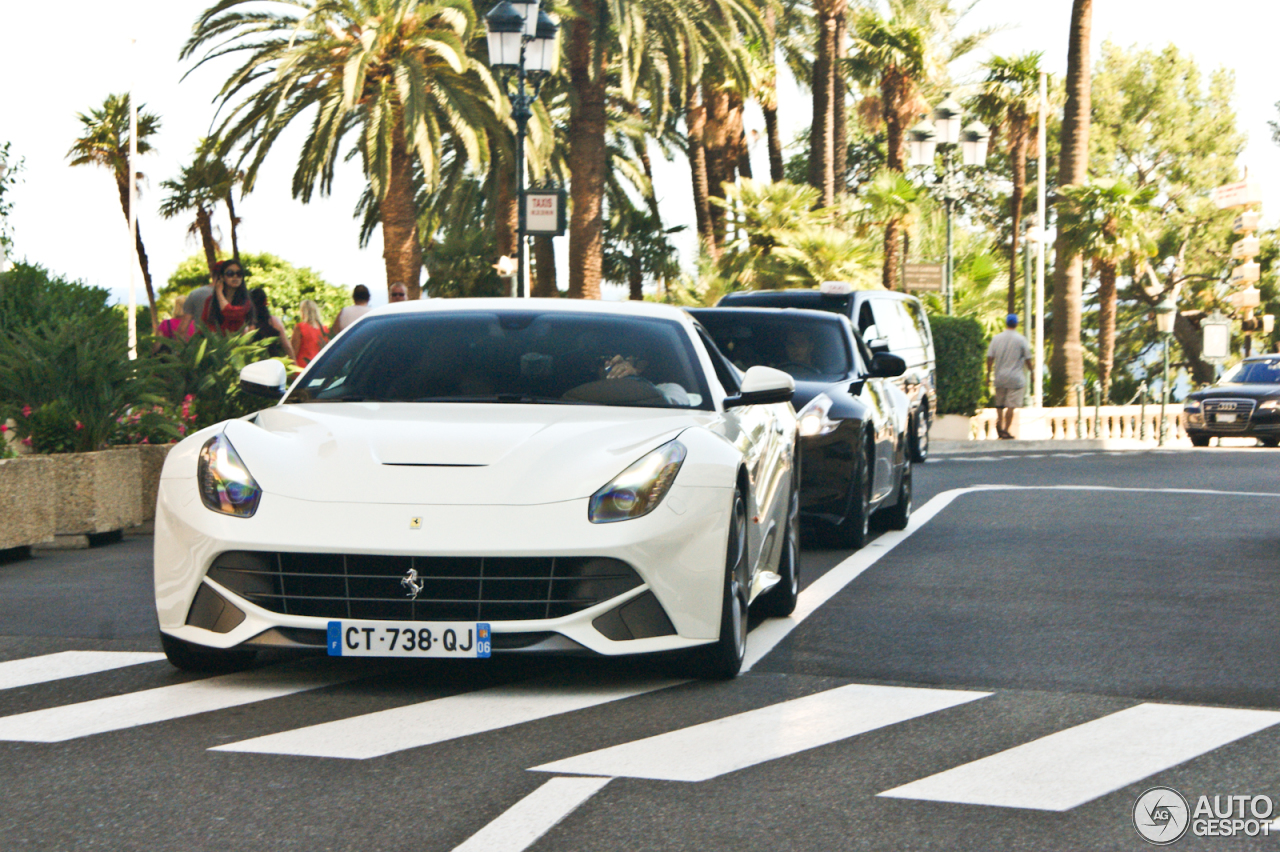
[[108, 402, 188, 445]]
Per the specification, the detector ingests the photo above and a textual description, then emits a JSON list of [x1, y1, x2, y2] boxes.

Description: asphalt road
[[1, 446, 1278, 851]]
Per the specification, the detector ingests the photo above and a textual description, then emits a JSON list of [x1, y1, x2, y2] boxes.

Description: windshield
[[694, 312, 857, 382], [285, 311, 712, 409], [1220, 359, 1280, 385]]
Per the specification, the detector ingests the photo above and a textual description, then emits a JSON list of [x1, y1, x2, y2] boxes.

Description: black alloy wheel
[[759, 476, 800, 618], [832, 438, 872, 550], [881, 454, 913, 531], [690, 490, 750, 679], [160, 632, 258, 673], [910, 408, 930, 462]]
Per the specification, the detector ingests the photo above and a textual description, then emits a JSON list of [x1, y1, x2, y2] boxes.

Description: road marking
[[0, 662, 354, 742], [533, 683, 989, 782], [0, 651, 164, 691], [743, 488, 969, 672], [213, 676, 683, 759], [880, 703, 1280, 811], [451, 776, 612, 852]]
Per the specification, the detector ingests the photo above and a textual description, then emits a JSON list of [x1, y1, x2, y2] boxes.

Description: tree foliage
[[162, 252, 348, 325]]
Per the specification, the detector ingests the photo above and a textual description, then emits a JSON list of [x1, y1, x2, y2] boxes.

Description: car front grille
[[207, 551, 643, 622], [1203, 398, 1256, 430]]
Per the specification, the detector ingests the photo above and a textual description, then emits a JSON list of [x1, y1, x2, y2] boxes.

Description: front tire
[[758, 478, 800, 618], [1261, 437, 1280, 448], [160, 632, 257, 673], [881, 454, 913, 531], [689, 490, 750, 679], [832, 439, 872, 550], [910, 408, 930, 462], [1190, 434, 1211, 447]]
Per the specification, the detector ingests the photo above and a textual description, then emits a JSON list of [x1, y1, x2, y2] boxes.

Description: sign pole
[[1034, 71, 1047, 409], [127, 38, 138, 361]]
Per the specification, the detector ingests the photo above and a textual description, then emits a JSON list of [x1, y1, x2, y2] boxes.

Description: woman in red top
[[202, 260, 255, 333], [290, 299, 329, 367]]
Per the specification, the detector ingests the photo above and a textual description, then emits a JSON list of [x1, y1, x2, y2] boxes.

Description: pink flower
[[183, 394, 194, 403], [141, 437, 150, 444], [74, 421, 84, 431], [177, 425, 186, 434], [0, 424, 7, 433], [21, 405, 31, 418], [21, 437, 31, 447]]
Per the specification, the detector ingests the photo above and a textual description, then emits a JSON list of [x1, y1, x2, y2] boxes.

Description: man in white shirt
[[986, 314, 1033, 439]]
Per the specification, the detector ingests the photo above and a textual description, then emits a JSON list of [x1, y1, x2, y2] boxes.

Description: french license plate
[[1217, 413, 1237, 423], [327, 621, 491, 658]]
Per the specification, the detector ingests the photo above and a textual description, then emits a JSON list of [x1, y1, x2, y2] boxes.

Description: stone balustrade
[[966, 405, 1187, 442]]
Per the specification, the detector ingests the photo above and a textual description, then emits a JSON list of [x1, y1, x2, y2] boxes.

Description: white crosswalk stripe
[[213, 675, 682, 759], [0, 661, 357, 743], [533, 683, 990, 782], [879, 703, 1280, 811], [0, 651, 164, 691]]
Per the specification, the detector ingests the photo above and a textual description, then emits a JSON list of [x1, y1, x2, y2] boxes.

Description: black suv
[[717, 287, 936, 460], [1184, 355, 1280, 447]]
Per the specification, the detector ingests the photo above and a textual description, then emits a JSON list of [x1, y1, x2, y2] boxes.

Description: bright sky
[[2, 1, 1278, 310]]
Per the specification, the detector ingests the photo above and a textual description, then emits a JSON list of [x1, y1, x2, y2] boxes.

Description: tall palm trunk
[[1050, 0, 1092, 405], [628, 255, 643, 300], [832, 12, 848, 196], [686, 82, 717, 258], [881, 70, 908, 290], [1098, 260, 1117, 401], [567, 4, 607, 300], [704, 83, 742, 246], [762, 8, 784, 183], [195, 206, 219, 276], [381, 116, 424, 299], [1007, 123, 1028, 313], [532, 235, 557, 297], [636, 139, 662, 221], [224, 191, 241, 263], [808, 1, 839, 206], [113, 173, 159, 334], [495, 146, 518, 270]]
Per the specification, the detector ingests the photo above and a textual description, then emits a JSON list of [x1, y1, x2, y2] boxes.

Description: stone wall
[[0, 456, 56, 549]]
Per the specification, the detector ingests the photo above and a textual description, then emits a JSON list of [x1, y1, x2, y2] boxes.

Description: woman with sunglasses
[[202, 260, 256, 334]]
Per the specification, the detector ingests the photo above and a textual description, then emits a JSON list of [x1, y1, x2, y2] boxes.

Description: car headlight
[[1259, 399, 1280, 411], [198, 434, 263, 518], [1183, 399, 1201, 411], [588, 440, 686, 523], [797, 393, 839, 438]]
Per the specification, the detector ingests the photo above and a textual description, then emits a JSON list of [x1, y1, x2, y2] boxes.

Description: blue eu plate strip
[[477, 623, 491, 658], [327, 621, 342, 656]]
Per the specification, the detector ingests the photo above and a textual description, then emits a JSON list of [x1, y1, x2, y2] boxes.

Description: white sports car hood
[[215, 402, 707, 506]]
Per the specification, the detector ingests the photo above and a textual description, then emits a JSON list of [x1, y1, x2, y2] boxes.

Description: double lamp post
[[906, 94, 990, 317], [485, 0, 560, 298]]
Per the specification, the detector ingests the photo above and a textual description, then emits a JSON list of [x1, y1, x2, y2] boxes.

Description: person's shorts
[[993, 386, 1026, 408]]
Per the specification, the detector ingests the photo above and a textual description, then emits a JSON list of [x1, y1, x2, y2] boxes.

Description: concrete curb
[[931, 438, 1193, 455]]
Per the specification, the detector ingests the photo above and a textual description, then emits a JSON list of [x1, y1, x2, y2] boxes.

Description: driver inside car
[[601, 353, 690, 406]]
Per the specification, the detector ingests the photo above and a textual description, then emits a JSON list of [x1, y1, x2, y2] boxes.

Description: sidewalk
[[931, 438, 1192, 455]]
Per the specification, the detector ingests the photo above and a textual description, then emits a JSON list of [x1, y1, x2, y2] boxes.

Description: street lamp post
[[485, 1, 559, 299], [908, 94, 989, 316], [1154, 294, 1177, 446]]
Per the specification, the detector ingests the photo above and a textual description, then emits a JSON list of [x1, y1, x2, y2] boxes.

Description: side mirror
[[726, 365, 795, 408], [860, 324, 890, 353], [869, 353, 906, 378], [240, 359, 288, 400]]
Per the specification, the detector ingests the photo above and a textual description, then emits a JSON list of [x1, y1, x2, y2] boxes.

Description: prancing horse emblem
[[401, 568, 424, 600]]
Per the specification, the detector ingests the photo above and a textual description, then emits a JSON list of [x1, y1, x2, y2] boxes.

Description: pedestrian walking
[[202, 260, 256, 334], [330, 285, 372, 336], [290, 299, 329, 368], [389, 282, 408, 303], [248, 288, 295, 360], [986, 314, 1033, 440]]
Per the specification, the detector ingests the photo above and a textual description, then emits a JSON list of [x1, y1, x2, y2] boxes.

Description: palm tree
[[848, 0, 993, 290], [1050, 0, 1093, 405], [808, 0, 848, 206], [67, 93, 161, 331], [602, 204, 684, 300], [182, 0, 499, 299], [1057, 179, 1156, 401], [159, 146, 228, 276], [972, 52, 1045, 314]]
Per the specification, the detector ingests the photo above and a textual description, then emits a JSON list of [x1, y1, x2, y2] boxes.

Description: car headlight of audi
[[796, 393, 840, 438], [1183, 399, 1201, 412], [197, 434, 263, 518], [1258, 399, 1280, 411], [589, 440, 686, 523]]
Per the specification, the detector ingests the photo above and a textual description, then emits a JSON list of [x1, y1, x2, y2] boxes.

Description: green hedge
[[929, 314, 987, 416]]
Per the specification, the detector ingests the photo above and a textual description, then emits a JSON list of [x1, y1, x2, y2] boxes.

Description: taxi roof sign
[[820, 281, 854, 295]]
